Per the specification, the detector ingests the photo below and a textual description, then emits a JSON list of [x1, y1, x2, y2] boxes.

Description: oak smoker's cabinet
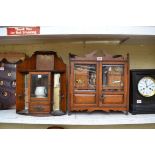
[[16, 51, 66, 116], [69, 52, 129, 114]]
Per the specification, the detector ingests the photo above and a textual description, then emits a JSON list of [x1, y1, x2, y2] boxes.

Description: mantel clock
[[130, 69, 155, 114]]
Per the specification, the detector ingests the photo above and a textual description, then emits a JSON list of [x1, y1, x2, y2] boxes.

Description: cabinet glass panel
[[102, 65, 124, 90], [74, 64, 96, 90], [30, 74, 48, 98]]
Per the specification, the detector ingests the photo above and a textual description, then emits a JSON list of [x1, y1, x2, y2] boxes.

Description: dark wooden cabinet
[[16, 51, 67, 116], [0, 53, 26, 110], [69, 52, 129, 114], [0, 62, 16, 109]]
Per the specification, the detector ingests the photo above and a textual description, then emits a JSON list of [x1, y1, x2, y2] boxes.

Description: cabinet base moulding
[[70, 107, 128, 113]]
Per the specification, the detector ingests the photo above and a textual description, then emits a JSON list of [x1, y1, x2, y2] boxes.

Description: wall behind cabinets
[[0, 42, 155, 69]]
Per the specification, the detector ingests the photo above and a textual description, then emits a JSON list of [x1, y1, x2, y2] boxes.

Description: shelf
[[0, 109, 155, 125]]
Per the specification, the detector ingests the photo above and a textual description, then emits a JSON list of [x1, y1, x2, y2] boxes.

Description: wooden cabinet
[[16, 51, 67, 116], [0, 53, 26, 110], [69, 52, 129, 114]]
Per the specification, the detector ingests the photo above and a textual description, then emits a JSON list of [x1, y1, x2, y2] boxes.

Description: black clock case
[[130, 69, 155, 114]]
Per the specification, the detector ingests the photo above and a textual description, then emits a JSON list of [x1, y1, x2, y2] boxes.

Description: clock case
[[130, 69, 155, 114]]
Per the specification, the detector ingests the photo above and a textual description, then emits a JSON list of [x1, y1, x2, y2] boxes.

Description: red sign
[[7, 27, 40, 35]]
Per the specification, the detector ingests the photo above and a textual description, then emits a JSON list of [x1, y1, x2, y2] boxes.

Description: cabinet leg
[[123, 111, 128, 115], [131, 112, 136, 115], [68, 111, 72, 115]]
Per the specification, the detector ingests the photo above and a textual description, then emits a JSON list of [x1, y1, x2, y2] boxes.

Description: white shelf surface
[[0, 109, 155, 125]]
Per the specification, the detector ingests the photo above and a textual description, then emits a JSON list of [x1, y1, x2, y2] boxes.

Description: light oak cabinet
[[69, 52, 129, 114]]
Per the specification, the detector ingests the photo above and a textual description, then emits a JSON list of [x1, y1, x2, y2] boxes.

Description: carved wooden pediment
[[0, 52, 26, 63], [69, 50, 128, 61]]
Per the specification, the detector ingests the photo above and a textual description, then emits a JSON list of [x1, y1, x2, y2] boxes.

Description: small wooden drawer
[[103, 94, 124, 104], [29, 101, 50, 106], [29, 104, 51, 114], [74, 94, 96, 105]]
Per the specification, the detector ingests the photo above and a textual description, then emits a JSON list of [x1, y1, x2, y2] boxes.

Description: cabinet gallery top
[[69, 51, 129, 62]]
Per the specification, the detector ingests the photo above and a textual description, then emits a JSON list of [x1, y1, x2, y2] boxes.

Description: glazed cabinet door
[[70, 62, 99, 110], [28, 72, 51, 114], [99, 63, 127, 107]]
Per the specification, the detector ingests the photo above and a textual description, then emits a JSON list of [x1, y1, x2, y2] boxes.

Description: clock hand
[[145, 80, 148, 87], [147, 83, 154, 87]]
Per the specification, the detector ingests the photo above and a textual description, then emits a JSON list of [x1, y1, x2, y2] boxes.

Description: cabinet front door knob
[[100, 94, 105, 100]]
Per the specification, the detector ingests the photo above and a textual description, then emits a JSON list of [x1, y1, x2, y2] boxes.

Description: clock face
[[138, 76, 155, 97]]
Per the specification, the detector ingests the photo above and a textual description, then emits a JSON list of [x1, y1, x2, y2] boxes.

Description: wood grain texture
[[69, 52, 129, 113], [16, 51, 67, 115]]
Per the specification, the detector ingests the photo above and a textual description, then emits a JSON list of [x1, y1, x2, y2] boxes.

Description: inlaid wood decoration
[[69, 52, 129, 114]]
